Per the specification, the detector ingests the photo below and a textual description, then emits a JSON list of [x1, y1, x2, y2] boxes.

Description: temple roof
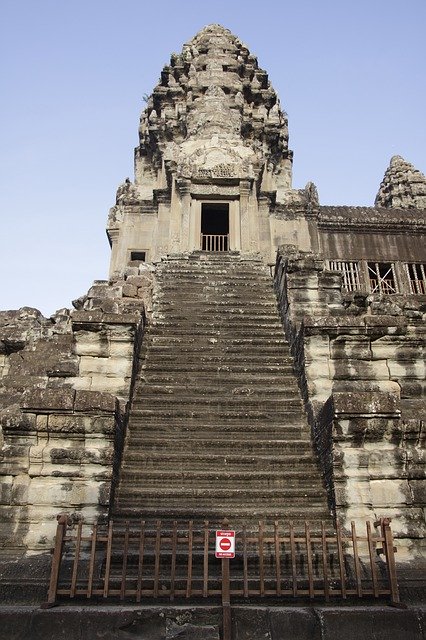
[[375, 155, 426, 209], [137, 24, 291, 177]]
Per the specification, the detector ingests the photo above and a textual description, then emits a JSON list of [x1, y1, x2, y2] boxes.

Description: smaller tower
[[375, 155, 426, 209]]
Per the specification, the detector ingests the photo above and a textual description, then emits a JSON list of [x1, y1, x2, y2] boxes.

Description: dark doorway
[[201, 203, 229, 251]]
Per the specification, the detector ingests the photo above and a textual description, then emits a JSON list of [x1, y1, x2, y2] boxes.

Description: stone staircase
[[113, 254, 331, 528]]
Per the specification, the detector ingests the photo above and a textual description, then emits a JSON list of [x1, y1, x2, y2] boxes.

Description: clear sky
[[1, 0, 425, 315]]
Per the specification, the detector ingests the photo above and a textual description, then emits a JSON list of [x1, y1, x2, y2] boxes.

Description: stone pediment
[[168, 139, 259, 182]]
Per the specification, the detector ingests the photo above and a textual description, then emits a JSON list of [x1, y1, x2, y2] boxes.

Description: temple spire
[[375, 155, 426, 209]]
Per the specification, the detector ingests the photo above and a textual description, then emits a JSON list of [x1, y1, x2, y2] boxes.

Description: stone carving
[[115, 178, 140, 206]]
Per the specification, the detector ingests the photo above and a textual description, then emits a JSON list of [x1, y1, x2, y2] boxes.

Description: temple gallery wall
[[0, 26, 425, 585]]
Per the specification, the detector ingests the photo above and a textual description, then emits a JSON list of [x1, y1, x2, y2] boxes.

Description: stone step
[[160, 273, 274, 288], [140, 362, 295, 374], [130, 409, 306, 424], [132, 393, 302, 406], [145, 338, 289, 349], [117, 468, 323, 485], [111, 513, 332, 533], [139, 372, 297, 385], [147, 325, 286, 337], [122, 437, 313, 455], [125, 428, 306, 442], [135, 385, 299, 397], [150, 320, 284, 331], [155, 298, 279, 308], [141, 347, 290, 360], [116, 484, 327, 502], [121, 451, 320, 471]]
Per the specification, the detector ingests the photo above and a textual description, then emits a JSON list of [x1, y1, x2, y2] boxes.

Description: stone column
[[258, 193, 272, 261], [178, 179, 192, 252], [108, 229, 120, 278], [239, 180, 251, 253], [155, 190, 171, 258]]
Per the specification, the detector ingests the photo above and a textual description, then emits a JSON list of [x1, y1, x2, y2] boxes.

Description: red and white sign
[[215, 530, 235, 558]]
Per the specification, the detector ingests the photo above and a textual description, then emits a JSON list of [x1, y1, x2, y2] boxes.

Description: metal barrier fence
[[45, 517, 399, 606]]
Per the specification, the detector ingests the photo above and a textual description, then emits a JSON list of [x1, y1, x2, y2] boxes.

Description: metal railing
[[201, 234, 229, 252], [45, 516, 399, 606]]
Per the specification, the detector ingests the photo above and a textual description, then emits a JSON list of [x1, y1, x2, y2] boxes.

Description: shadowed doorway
[[201, 203, 229, 251]]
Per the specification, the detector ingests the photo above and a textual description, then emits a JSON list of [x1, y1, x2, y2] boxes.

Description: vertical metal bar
[[203, 520, 209, 597], [136, 520, 145, 602], [186, 520, 193, 598], [321, 521, 329, 602], [87, 521, 98, 598], [222, 558, 232, 640], [366, 521, 379, 597], [274, 520, 282, 596], [120, 521, 130, 600], [154, 519, 161, 598], [103, 520, 114, 598], [305, 521, 314, 599], [243, 526, 248, 597], [44, 514, 69, 606], [351, 521, 362, 598], [290, 521, 297, 597], [258, 520, 265, 596], [336, 521, 347, 599], [70, 521, 83, 598], [380, 518, 400, 604], [170, 520, 177, 601]]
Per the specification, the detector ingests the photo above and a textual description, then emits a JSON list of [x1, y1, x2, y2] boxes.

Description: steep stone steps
[[113, 255, 331, 527]]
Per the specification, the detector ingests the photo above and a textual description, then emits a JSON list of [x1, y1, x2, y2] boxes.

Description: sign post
[[215, 530, 235, 559], [216, 530, 235, 640]]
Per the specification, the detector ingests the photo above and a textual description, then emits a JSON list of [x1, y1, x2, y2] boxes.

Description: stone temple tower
[[107, 24, 315, 275]]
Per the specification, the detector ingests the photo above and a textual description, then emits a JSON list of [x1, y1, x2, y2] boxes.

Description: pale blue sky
[[1, 0, 425, 315]]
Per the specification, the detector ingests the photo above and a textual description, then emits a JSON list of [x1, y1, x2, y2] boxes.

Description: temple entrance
[[201, 203, 229, 252]]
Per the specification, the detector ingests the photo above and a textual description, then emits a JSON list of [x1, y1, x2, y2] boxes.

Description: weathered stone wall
[[274, 245, 425, 565], [0, 267, 151, 556]]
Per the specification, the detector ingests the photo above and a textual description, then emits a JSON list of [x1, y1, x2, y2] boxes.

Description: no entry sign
[[215, 530, 235, 558]]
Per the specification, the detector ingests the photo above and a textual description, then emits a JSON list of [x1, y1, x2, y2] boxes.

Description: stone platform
[[0, 603, 424, 640]]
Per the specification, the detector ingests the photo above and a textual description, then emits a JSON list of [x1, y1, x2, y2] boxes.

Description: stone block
[[74, 390, 116, 413], [330, 359, 389, 381], [409, 479, 426, 505], [388, 360, 426, 379], [126, 274, 153, 288], [122, 283, 138, 297], [399, 379, 426, 398], [269, 608, 320, 640], [318, 607, 423, 640], [45, 413, 114, 436], [333, 391, 400, 416], [26, 477, 102, 507], [10, 475, 30, 505], [71, 310, 103, 324], [102, 312, 141, 324], [73, 329, 110, 357], [233, 608, 271, 639], [370, 479, 412, 507], [21, 388, 75, 412], [79, 355, 133, 377], [331, 336, 372, 360]]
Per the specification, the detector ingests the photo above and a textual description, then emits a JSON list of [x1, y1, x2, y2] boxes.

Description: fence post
[[41, 513, 69, 608], [222, 558, 232, 640], [376, 517, 400, 605]]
